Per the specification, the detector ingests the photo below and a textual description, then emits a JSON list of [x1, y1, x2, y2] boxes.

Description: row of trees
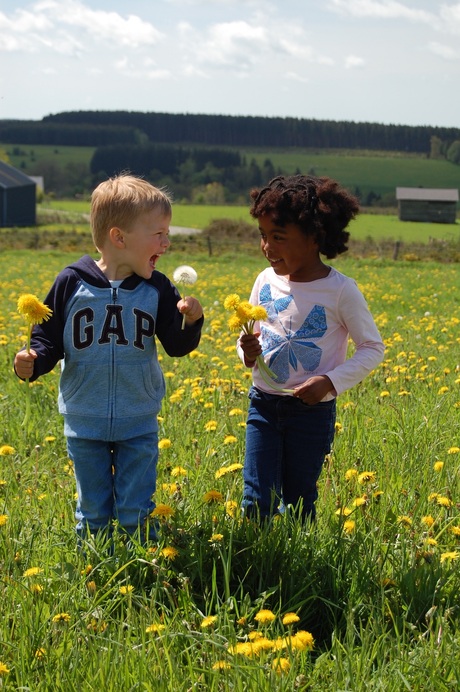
[[2, 111, 459, 154]]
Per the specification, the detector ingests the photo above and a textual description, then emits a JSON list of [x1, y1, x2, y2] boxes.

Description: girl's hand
[[239, 332, 262, 366], [14, 348, 37, 380], [178, 296, 203, 325], [293, 375, 335, 405]]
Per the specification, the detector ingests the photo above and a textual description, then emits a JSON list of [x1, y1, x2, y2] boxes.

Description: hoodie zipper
[[109, 286, 118, 437]]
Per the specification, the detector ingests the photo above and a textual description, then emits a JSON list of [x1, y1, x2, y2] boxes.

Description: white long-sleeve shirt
[[237, 266, 384, 400]]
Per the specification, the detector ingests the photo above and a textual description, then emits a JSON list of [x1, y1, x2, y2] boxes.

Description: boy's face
[[116, 209, 171, 279]]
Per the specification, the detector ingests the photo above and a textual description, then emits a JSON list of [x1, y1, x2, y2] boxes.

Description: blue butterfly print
[[260, 305, 327, 383], [259, 283, 293, 322]]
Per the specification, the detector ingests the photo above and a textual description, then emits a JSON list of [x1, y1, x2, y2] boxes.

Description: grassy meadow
[[0, 248, 460, 690]]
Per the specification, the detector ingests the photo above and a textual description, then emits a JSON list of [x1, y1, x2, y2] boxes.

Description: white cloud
[[0, 0, 163, 54], [345, 54, 365, 68], [328, 0, 435, 24], [428, 41, 459, 60]]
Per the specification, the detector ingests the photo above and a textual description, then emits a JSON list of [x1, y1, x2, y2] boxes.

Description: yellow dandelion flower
[[236, 301, 254, 322], [440, 551, 459, 563], [424, 538, 437, 547], [380, 390, 390, 398], [447, 447, 459, 455], [171, 466, 187, 478], [203, 490, 223, 503], [209, 533, 224, 543], [0, 514, 8, 527], [23, 567, 43, 578], [52, 612, 71, 623], [358, 471, 376, 484], [450, 525, 460, 537], [254, 609, 276, 624], [34, 648, 46, 660], [212, 661, 231, 670], [433, 461, 444, 472], [229, 408, 243, 416], [146, 623, 166, 634], [291, 630, 314, 651], [421, 515, 435, 528], [215, 462, 243, 479], [31, 583, 44, 594], [201, 615, 218, 628], [335, 422, 343, 433], [250, 305, 268, 322], [86, 581, 97, 595], [352, 496, 367, 508], [0, 662, 10, 676], [17, 294, 53, 324], [344, 468, 358, 481], [159, 546, 179, 561], [437, 386, 449, 395], [204, 420, 218, 432], [335, 507, 352, 517], [223, 294, 241, 310], [151, 503, 175, 518], [343, 519, 356, 534], [228, 314, 243, 331], [272, 657, 290, 674], [119, 585, 134, 595], [397, 515, 413, 527], [158, 438, 172, 450], [0, 445, 15, 456], [282, 612, 300, 626], [436, 496, 453, 508], [223, 435, 238, 445], [225, 500, 238, 518]]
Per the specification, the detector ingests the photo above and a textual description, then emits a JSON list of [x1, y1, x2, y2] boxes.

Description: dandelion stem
[[256, 355, 295, 394]]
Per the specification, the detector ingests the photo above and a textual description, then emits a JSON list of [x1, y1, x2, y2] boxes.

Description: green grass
[[3, 141, 460, 201], [0, 249, 459, 689], [4, 144, 95, 172]]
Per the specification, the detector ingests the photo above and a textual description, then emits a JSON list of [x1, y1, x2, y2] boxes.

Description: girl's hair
[[90, 173, 172, 250], [249, 175, 359, 259]]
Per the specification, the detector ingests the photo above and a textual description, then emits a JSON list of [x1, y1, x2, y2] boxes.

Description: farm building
[[396, 187, 459, 224], [0, 161, 36, 227]]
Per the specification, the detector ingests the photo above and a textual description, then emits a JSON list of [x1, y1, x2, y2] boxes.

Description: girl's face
[[257, 214, 325, 282]]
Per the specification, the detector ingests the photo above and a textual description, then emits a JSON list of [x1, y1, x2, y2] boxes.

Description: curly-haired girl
[[238, 175, 384, 522]]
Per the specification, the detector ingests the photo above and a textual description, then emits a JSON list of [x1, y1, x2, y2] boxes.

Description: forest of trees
[[1, 110, 459, 153], [1, 111, 459, 202]]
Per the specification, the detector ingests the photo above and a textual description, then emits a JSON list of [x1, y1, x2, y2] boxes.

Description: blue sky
[[0, 0, 459, 128]]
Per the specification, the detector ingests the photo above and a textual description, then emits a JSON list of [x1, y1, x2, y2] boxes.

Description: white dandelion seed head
[[173, 265, 198, 285]]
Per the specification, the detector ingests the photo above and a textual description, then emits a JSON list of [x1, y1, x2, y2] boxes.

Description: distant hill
[[0, 110, 459, 153]]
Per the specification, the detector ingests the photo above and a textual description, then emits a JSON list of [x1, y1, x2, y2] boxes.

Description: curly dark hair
[[249, 175, 359, 259]]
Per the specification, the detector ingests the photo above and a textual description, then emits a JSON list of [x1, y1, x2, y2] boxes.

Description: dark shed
[[396, 187, 459, 224], [0, 161, 36, 227]]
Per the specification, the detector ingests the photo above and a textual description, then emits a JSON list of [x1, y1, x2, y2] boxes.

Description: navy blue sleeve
[[152, 273, 204, 356], [25, 268, 80, 381]]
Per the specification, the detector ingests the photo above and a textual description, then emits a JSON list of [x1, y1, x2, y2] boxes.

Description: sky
[[0, 0, 459, 129]]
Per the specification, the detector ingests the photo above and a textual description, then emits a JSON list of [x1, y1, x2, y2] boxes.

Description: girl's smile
[[258, 214, 330, 282]]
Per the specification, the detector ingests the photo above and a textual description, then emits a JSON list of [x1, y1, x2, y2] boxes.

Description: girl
[[238, 175, 384, 521]]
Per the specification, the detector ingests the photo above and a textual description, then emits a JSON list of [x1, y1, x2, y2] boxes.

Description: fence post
[[393, 241, 400, 260]]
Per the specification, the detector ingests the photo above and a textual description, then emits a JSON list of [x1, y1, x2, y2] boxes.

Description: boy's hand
[[293, 375, 334, 405], [14, 349, 37, 380], [178, 296, 203, 325], [239, 332, 262, 367]]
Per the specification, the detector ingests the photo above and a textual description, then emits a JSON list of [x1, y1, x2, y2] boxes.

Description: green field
[[0, 249, 459, 689], [38, 200, 459, 245], [3, 142, 460, 202]]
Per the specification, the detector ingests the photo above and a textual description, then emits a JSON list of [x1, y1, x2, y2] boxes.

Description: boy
[[14, 174, 204, 544]]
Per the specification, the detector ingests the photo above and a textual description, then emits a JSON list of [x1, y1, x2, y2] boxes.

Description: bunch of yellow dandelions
[[223, 293, 293, 393], [17, 294, 53, 429]]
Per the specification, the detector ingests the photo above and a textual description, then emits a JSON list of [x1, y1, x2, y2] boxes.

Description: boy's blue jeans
[[242, 387, 336, 521], [67, 433, 158, 541]]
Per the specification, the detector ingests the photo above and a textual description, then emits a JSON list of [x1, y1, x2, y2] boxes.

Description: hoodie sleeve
[[17, 267, 81, 381]]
